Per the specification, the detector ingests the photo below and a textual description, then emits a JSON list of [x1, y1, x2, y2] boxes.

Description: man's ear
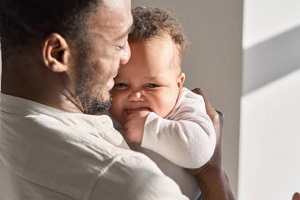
[[42, 33, 70, 72], [177, 72, 185, 89]]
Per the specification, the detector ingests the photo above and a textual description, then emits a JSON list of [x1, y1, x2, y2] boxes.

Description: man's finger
[[293, 193, 300, 200]]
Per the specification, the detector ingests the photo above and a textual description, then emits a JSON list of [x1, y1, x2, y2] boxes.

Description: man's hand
[[188, 88, 235, 200], [124, 110, 150, 143], [293, 193, 300, 200], [189, 88, 224, 176]]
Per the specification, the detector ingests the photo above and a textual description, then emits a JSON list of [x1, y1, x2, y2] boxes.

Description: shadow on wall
[[243, 25, 300, 95], [0, 50, 1, 90]]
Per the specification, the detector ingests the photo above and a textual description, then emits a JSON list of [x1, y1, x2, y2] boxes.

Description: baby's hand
[[124, 110, 150, 143]]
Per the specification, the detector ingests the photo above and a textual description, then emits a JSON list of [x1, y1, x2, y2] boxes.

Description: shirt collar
[[0, 92, 128, 148]]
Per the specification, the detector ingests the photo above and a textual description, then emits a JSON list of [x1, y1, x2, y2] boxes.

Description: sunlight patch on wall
[[243, 0, 300, 48], [239, 69, 300, 200]]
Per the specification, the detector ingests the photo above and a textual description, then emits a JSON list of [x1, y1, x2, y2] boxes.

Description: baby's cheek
[[109, 101, 122, 122], [159, 95, 177, 117]]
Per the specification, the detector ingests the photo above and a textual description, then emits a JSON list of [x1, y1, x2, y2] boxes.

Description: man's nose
[[120, 42, 131, 65]]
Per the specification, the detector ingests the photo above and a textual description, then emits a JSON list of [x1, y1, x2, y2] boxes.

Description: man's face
[[109, 36, 185, 125], [74, 0, 133, 115]]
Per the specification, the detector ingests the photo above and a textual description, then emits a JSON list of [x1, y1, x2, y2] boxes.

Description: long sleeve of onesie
[[141, 87, 216, 169]]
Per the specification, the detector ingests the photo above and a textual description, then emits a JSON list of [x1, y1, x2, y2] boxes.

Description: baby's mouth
[[125, 107, 151, 114]]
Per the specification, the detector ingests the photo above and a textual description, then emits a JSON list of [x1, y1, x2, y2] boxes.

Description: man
[[0, 0, 235, 199]]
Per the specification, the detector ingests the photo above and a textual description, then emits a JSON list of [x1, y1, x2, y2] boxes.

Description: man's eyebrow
[[127, 24, 134, 35], [118, 24, 134, 40]]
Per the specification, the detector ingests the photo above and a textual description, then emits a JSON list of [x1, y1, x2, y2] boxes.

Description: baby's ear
[[177, 73, 185, 89]]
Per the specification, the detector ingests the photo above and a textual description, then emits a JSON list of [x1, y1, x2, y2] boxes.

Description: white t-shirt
[[0, 93, 188, 200]]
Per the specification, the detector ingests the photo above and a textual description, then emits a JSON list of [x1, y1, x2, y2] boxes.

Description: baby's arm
[[141, 88, 216, 168]]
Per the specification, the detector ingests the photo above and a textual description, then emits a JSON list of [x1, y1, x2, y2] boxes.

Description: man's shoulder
[[89, 150, 188, 200]]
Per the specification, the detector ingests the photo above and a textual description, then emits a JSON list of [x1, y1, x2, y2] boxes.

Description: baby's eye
[[114, 83, 128, 88], [146, 83, 159, 89]]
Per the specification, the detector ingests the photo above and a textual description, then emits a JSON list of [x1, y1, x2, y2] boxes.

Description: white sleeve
[[88, 154, 189, 200], [141, 88, 216, 168]]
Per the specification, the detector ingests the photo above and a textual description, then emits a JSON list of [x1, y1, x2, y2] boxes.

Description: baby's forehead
[[130, 33, 177, 47], [130, 35, 183, 62]]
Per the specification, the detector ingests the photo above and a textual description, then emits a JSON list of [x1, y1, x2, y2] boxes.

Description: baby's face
[[109, 36, 185, 125]]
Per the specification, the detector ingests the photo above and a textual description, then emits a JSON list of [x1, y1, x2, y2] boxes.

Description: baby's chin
[[107, 109, 122, 124]]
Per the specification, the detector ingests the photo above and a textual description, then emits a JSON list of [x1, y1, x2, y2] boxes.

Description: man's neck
[[1, 67, 83, 114]]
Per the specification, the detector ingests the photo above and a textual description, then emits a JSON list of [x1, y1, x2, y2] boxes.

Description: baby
[[109, 7, 216, 200]]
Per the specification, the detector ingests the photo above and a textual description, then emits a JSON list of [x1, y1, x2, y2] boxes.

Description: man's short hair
[[0, 0, 102, 54]]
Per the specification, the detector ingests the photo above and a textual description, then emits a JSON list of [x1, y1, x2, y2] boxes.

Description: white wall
[[239, 69, 300, 200], [239, 0, 300, 199], [132, 0, 243, 195], [243, 0, 300, 49]]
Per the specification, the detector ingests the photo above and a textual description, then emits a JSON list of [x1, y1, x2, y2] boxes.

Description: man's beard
[[75, 52, 112, 115], [79, 94, 112, 115]]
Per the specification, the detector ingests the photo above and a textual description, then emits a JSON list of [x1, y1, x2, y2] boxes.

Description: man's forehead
[[103, 0, 131, 10], [87, 0, 132, 31]]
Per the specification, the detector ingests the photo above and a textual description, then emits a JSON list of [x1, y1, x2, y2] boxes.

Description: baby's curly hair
[[129, 7, 189, 61]]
